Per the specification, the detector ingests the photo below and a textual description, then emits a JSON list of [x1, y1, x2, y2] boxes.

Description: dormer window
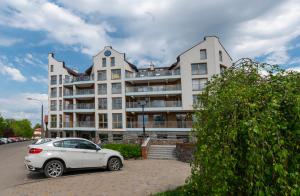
[[50, 65, 54, 72], [102, 58, 106, 67], [200, 49, 207, 60]]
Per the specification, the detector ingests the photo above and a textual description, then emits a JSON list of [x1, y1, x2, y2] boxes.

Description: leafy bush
[[189, 61, 300, 195], [102, 143, 141, 159], [153, 186, 186, 196]]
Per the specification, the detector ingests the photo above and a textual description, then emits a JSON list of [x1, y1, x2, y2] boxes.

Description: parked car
[[24, 137, 124, 178], [0, 138, 8, 144], [0, 140, 5, 145]]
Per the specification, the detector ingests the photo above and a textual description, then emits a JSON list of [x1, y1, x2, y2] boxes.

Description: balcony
[[64, 75, 94, 85], [63, 122, 73, 128], [50, 105, 57, 111], [125, 69, 180, 82], [126, 101, 182, 112], [76, 121, 95, 128], [63, 103, 95, 112], [126, 84, 181, 96], [76, 89, 94, 95], [126, 121, 192, 132]]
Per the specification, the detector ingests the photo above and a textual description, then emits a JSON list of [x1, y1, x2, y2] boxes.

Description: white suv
[[24, 138, 124, 178]]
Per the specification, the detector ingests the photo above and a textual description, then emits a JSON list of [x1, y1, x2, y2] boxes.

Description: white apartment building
[[48, 36, 232, 142]]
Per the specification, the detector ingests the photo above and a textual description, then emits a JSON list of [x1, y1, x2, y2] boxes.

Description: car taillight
[[29, 148, 43, 154]]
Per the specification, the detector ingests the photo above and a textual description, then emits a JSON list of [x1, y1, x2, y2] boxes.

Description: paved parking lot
[[1, 142, 191, 196]]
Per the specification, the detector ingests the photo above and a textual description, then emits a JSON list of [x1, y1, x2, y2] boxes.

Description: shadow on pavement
[[26, 168, 108, 180]]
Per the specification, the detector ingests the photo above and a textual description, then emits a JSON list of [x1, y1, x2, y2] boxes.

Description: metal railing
[[126, 101, 182, 108], [76, 121, 95, 127], [76, 103, 95, 109], [76, 89, 94, 95], [127, 121, 193, 128], [126, 69, 180, 78], [126, 84, 181, 93]]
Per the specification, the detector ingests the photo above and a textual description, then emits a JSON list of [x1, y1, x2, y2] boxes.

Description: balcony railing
[[127, 121, 192, 128], [50, 93, 57, 98], [192, 84, 206, 91], [50, 105, 57, 111], [126, 69, 180, 78], [76, 89, 94, 95], [63, 104, 74, 110], [76, 121, 95, 128], [126, 84, 181, 93], [64, 91, 73, 96], [126, 101, 182, 108], [76, 103, 95, 109], [64, 75, 94, 84], [63, 122, 73, 128]]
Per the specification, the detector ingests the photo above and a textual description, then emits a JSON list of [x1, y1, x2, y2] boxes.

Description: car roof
[[51, 137, 90, 142]]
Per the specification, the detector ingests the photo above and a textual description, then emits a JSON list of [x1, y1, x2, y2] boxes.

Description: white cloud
[[0, 37, 22, 46], [0, 65, 27, 81], [0, 93, 48, 125], [31, 76, 48, 84]]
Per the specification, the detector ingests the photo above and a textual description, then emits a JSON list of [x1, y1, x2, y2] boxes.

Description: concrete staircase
[[148, 145, 177, 160]]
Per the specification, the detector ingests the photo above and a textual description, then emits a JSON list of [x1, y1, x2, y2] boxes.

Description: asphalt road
[[0, 141, 45, 190]]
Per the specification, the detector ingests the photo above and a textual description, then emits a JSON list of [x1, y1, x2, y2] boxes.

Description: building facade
[[48, 36, 232, 142]]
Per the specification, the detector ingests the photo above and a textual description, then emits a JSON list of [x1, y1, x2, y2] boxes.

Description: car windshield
[[32, 138, 52, 145]]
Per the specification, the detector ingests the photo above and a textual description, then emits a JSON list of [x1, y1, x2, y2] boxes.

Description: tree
[[10, 119, 33, 138], [33, 123, 41, 129], [188, 60, 300, 195], [0, 115, 8, 136]]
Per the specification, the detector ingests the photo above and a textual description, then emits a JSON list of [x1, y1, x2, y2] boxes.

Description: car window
[[62, 140, 78, 148], [77, 140, 96, 150], [53, 141, 62, 147]]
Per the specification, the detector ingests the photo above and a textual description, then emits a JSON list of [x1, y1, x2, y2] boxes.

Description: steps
[[148, 145, 177, 160]]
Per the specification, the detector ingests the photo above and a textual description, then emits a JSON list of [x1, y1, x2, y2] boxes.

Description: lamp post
[[27, 97, 44, 138], [138, 100, 147, 139]]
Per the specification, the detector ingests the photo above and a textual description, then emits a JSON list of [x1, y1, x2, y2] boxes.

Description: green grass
[[102, 143, 141, 159]]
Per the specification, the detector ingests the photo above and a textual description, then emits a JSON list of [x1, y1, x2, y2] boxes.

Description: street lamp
[[138, 100, 147, 139], [27, 97, 44, 138]]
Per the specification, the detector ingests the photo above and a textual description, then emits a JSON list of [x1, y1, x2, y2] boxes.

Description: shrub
[[189, 60, 300, 195], [102, 143, 141, 159]]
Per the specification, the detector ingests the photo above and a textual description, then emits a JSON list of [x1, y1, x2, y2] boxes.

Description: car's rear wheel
[[107, 157, 121, 171], [44, 160, 64, 178]]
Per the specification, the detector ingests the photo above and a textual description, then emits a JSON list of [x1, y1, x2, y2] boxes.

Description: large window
[[192, 78, 207, 91], [98, 84, 107, 95], [59, 75, 62, 84], [102, 58, 106, 67], [50, 100, 57, 111], [111, 57, 115, 67], [111, 69, 121, 80], [191, 63, 207, 75], [200, 49, 207, 60], [112, 113, 122, 129], [50, 75, 57, 85], [50, 115, 57, 128], [98, 98, 107, 110], [50, 65, 54, 72], [59, 100, 62, 111], [59, 87, 62, 97], [153, 114, 166, 127], [50, 87, 57, 97], [112, 83, 121, 94], [97, 70, 107, 81], [112, 97, 122, 109], [99, 114, 108, 128]]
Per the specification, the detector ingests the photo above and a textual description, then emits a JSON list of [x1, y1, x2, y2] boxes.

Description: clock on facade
[[104, 50, 111, 57]]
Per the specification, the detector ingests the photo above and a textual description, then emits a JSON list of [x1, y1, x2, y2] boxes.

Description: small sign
[[104, 50, 111, 57]]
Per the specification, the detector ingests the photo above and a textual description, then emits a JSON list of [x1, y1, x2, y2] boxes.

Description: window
[[113, 134, 123, 141], [59, 87, 62, 97], [111, 57, 115, 66], [112, 97, 122, 109], [59, 100, 62, 111], [153, 114, 166, 126], [77, 140, 96, 150], [99, 134, 108, 143], [53, 141, 62, 147], [50, 65, 54, 72], [176, 135, 189, 142], [219, 50, 223, 62], [192, 78, 207, 91], [50, 75, 57, 85], [111, 69, 121, 80], [200, 49, 207, 60], [62, 140, 78, 148], [112, 113, 122, 129], [220, 65, 226, 73], [112, 83, 121, 94], [102, 58, 106, 67], [193, 95, 198, 105], [59, 75, 62, 84], [50, 100, 57, 111], [59, 114, 62, 128], [97, 70, 107, 81], [50, 115, 57, 128], [98, 84, 107, 95], [191, 63, 207, 75], [99, 114, 108, 128], [98, 98, 107, 110], [50, 87, 57, 97]]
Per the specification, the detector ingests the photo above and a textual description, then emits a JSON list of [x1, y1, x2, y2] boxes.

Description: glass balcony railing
[[76, 89, 94, 95], [76, 103, 95, 109], [76, 121, 95, 128], [50, 105, 57, 111], [126, 69, 180, 78], [126, 84, 181, 93], [63, 122, 73, 128], [64, 75, 94, 84], [126, 101, 182, 108], [127, 121, 192, 128], [63, 104, 74, 110], [63, 91, 73, 96]]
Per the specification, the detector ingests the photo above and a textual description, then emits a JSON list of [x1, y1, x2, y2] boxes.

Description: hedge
[[102, 143, 141, 159]]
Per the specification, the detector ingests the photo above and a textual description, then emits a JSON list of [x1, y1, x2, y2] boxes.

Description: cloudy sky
[[0, 0, 300, 125]]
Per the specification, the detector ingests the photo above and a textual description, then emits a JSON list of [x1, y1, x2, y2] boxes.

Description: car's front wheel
[[44, 160, 64, 178], [107, 157, 121, 171]]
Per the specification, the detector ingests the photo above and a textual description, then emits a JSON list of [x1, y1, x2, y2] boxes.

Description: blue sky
[[0, 0, 300, 125]]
